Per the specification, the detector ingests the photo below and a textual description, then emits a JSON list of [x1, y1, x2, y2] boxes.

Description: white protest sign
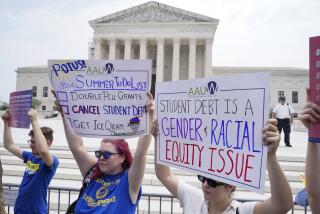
[[156, 72, 270, 193], [49, 59, 151, 138]]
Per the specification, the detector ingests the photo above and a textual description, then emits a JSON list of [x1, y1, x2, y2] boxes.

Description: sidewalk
[[277, 131, 308, 159]]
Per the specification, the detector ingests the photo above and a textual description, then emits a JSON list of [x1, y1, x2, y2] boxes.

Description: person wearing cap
[[1, 109, 59, 214], [272, 96, 294, 147], [151, 119, 293, 214]]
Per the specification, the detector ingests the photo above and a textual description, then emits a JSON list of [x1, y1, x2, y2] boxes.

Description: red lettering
[[184, 144, 190, 164], [165, 140, 171, 160], [198, 145, 204, 167], [191, 144, 196, 165], [72, 105, 79, 113], [244, 154, 254, 182], [235, 153, 245, 179], [225, 150, 234, 175], [172, 141, 179, 162], [208, 147, 217, 172], [71, 105, 100, 114], [205, 147, 255, 183], [165, 140, 204, 168], [217, 149, 225, 173]]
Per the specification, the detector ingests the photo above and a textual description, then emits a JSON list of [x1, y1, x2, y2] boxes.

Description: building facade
[[15, 66, 55, 115], [14, 1, 309, 116], [213, 67, 309, 117], [89, 1, 219, 86], [15, 65, 308, 116]]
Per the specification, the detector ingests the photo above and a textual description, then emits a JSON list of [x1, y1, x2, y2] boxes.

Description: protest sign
[[49, 59, 151, 138], [8, 90, 32, 128], [156, 72, 270, 193], [309, 36, 320, 143]]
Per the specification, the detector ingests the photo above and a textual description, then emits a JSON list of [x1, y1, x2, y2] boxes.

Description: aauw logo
[[188, 81, 218, 96], [207, 81, 218, 95], [105, 63, 114, 74]]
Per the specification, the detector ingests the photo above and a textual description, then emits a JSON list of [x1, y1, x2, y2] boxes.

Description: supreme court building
[[88, 1, 218, 96], [15, 1, 308, 116]]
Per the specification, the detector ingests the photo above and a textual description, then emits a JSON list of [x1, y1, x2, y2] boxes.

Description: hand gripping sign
[[156, 72, 270, 193], [49, 59, 151, 138], [309, 36, 320, 143]]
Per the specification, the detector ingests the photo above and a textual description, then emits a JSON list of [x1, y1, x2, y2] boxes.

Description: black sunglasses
[[197, 175, 224, 188], [94, 150, 119, 159], [27, 140, 35, 145]]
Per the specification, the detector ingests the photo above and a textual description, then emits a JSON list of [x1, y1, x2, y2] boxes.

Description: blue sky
[[1, 0, 319, 102]]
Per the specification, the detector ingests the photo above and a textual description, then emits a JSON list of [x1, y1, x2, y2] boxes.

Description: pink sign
[[8, 90, 32, 128], [309, 36, 320, 143]]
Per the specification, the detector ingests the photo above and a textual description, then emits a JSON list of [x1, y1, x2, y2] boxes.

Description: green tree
[[32, 98, 41, 109], [0, 102, 8, 111]]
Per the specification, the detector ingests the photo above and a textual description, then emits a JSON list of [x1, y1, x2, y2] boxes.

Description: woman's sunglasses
[[197, 175, 224, 188], [94, 150, 119, 159]]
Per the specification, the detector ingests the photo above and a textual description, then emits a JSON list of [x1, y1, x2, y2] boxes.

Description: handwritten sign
[[49, 59, 151, 138], [309, 36, 320, 143], [156, 72, 270, 193], [8, 90, 32, 128]]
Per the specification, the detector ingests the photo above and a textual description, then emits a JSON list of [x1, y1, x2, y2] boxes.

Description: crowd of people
[[0, 90, 319, 213]]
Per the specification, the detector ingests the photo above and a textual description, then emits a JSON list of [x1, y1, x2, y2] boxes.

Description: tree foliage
[[32, 98, 41, 109], [0, 102, 8, 111]]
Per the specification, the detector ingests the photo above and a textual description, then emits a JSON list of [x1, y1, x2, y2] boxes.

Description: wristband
[[309, 138, 320, 143]]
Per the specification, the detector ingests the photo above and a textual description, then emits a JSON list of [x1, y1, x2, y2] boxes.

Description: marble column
[[139, 39, 147, 59], [156, 39, 165, 82], [205, 39, 213, 77], [124, 39, 132, 59], [109, 39, 116, 60], [172, 38, 180, 81], [188, 38, 197, 79], [94, 38, 102, 60]]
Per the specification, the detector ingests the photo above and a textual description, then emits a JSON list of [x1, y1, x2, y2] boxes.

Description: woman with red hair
[[55, 93, 154, 214]]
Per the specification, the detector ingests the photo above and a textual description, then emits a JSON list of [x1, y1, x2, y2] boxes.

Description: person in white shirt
[[151, 119, 293, 214], [272, 96, 294, 147]]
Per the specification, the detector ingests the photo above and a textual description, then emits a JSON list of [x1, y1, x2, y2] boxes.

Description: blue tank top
[[75, 170, 141, 214]]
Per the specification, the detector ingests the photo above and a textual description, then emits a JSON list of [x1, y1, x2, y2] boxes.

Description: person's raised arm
[[28, 109, 53, 166], [299, 100, 320, 213], [52, 91, 95, 177], [151, 120, 179, 197], [128, 93, 155, 203], [1, 111, 23, 160], [254, 119, 293, 214]]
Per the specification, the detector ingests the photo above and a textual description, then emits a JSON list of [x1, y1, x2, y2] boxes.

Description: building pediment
[[89, 1, 218, 24]]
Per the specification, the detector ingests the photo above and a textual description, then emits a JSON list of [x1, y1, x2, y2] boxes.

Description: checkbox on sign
[[61, 105, 69, 115], [57, 91, 68, 102]]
